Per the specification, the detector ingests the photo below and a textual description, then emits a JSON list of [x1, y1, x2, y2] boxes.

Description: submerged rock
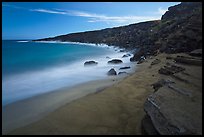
[[84, 61, 98, 66], [122, 54, 131, 58], [108, 59, 123, 64], [107, 68, 117, 75], [118, 71, 128, 75], [119, 66, 131, 70]]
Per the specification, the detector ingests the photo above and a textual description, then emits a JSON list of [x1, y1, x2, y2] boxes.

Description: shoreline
[[2, 73, 132, 135], [4, 52, 202, 135], [3, 40, 134, 106]]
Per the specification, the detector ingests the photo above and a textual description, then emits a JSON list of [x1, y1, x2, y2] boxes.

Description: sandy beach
[[3, 53, 202, 135], [2, 76, 127, 135]]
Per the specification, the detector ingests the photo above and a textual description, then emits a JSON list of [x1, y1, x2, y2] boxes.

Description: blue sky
[[2, 2, 180, 40]]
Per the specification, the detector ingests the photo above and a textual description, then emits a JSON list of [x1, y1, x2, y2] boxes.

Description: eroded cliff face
[[130, 2, 202, 61]]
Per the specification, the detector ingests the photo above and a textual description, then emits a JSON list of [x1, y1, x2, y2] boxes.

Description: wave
[[17, 41, 29, 43], [33, 40, 126, 52], [2, 46, 135, 106]]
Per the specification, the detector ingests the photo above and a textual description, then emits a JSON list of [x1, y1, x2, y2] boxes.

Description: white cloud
[[41, 9, 161, 24], [30, 9, 67, 15], [3, 4, 162, 24]]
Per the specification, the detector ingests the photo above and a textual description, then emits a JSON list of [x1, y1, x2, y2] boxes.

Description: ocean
[[2, 40, 134, 106]]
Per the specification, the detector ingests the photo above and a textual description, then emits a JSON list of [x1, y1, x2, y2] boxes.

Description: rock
[[137, 58, 145, 64], [108, 59, 123, 64], [141, 115, 159, 135], [106, 56, 111, 59], [118, 71, 128, 75], [158, 64, 185, 75], [119, 49, 125, 52], [122, 54, 131, 58], [84, 61, 98, 66], [166, 56, 174, 60], [107, 68, 117, 75], [151, 59, 161, 65], [130, 49, 145, 62], [119, 66, 130, 70], [174, 56, 202, 66], [144, 84, 201, 135], [158, 67, 173, 75], [151, 79, 175, 92], [189, 49, 202, 57]]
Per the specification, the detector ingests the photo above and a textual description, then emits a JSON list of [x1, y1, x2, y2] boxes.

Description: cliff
[[34, 2, 202, 59]]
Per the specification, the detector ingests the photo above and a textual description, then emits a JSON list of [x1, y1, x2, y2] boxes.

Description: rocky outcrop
[[84, 61, 98, 66], [107, 68, 117, 76], [34, 3, 202, 61], [108, 59, 123, 64], [143, 54, 202, 135], [158, 64, 185, 75], [174, 55, 202, 66]]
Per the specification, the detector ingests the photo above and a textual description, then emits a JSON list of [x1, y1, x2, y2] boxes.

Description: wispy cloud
[[32, 8, 161, 24], [3, 4, 162, 24], [30, 9, 67, 15]]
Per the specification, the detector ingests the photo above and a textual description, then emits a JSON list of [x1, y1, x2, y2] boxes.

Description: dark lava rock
[[108, 59, 123, 64], [166, 56, 174, 60], [158, 65, 185, 75], [142, 115, 159, 135], [84, 61, 98, 66], [151, 59, 161, 65], [122, 54, 131, 58], [189, 49, 202, 57], [151, 79, 175, 92], [118, 71, 128, 75], [137, 58, 145, 64], [119, 66, 130, 70], [119, 49, 125, 52], [130, 49, 145, 62], [107, 68, 117, 75], [174, 56, 202, 66]]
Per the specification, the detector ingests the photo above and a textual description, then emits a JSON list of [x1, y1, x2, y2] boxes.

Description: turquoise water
[[2, 40, 133, 106], [2, 40, 112, 77]]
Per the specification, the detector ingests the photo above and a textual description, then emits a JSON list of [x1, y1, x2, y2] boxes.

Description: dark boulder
[[137, 58, 145, 64], [122, 54, 131, 58], [118, 71, 128, 75], [84, 61, 98, 66], [130, 49, 145, 62], [119, 66, 130, 70], [107, 68, 117, 75], [189, 49, 202, 57], [108, 59, 123, 64]]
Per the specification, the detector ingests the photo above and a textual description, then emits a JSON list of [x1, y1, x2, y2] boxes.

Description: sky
[[2, 2, 180, 40]]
